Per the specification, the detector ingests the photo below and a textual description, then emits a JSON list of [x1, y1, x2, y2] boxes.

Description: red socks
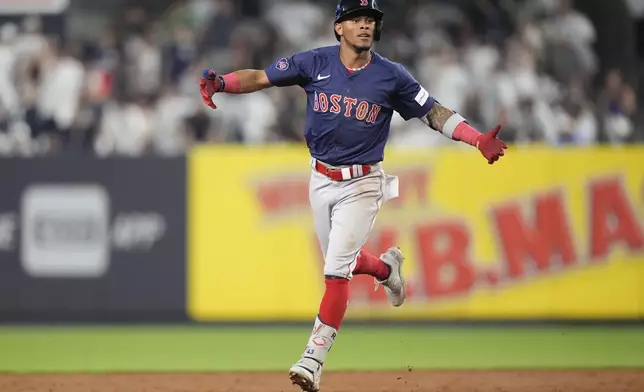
[[318, 250, 391, 330], [353, 250, 391, 281], [318, 278, 349, 330]]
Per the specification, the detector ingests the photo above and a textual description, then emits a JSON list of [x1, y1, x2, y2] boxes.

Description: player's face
[[337, 14, 376, 52]]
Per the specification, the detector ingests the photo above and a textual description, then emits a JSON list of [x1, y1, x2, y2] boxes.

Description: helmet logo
[[360, 0, 368, 6]]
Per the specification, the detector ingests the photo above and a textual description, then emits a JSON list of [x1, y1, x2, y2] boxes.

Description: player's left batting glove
[[199, 69, 223, 109], [476, 125, 508, 165]]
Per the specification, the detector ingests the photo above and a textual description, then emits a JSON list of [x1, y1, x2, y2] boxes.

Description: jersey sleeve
[[265, 50, 316, 87], [391, 64, 435, 121]]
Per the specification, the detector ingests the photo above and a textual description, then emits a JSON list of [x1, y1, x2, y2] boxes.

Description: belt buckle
[[323, 163, 333, 177], [316, 160, 328, 175]]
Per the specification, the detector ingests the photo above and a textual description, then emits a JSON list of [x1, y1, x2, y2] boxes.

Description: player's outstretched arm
[[421, 102, 508, 165], [199, 69, 273, 109]]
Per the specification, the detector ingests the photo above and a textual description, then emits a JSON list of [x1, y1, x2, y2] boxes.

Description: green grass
[[0, 326, 642, 373]]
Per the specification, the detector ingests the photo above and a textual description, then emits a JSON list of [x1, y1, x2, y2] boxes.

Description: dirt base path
[[1, 370, 643, 392]]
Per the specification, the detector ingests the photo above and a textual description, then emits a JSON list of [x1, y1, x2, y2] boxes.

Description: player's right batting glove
[[200, 69, 222, 109], [476, 125, 508, 165]]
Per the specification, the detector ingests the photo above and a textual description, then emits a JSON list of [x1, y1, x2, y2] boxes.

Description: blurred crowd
[[0, 0, 641, 157]]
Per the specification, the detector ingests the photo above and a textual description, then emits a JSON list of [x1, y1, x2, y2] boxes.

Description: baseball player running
[[199, 0, 507, 390]]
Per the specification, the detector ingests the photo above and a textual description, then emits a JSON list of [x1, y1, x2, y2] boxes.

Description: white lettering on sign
[[112, 213, 167, 251]]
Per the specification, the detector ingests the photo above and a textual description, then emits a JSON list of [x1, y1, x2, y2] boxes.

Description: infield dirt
[[1, 370, 643, 392]]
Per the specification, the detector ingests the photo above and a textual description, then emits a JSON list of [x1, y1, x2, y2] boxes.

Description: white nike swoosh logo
[[317, 74, 330, 80]]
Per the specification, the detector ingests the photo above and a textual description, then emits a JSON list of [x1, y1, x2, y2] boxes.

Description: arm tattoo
[[423, 102, 455, 131]]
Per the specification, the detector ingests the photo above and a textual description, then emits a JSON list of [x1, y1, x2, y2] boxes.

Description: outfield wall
[[0, 157, 187, 322], [1, 146, 643, 322]]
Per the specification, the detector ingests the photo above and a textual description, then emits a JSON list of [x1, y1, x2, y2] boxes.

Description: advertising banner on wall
[[0, 157, 186, 322], [187, 146, 644, 322]]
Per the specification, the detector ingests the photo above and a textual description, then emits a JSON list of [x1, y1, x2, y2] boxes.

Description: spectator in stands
[[596, 68, 640, 143], [77, 50, 115, 152], [199, 0, 238, 55], [603, 85, 638, 144], [37, 39, 85, 152], [0, 24, 20, 120], [264, 0, 325, 51], [165, 27, 198, 86], [554, 96, 598, 145], [13, 16, 47, 70], [151, 85, 195, 155], [94, 95, 152, 156], [0, 0, 640, 155], [183, 102, 217, 143], [542, 0, 598, 84], [125, 26, 163, 101]]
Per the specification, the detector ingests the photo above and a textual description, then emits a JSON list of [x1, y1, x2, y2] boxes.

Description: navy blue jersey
[[265, 45, 435, 166]]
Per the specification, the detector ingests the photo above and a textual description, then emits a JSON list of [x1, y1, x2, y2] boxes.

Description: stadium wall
[[1, 146, 643, 323]]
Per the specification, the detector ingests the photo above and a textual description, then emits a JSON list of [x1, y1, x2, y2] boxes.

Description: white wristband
[[442, 113, 466, 139]]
